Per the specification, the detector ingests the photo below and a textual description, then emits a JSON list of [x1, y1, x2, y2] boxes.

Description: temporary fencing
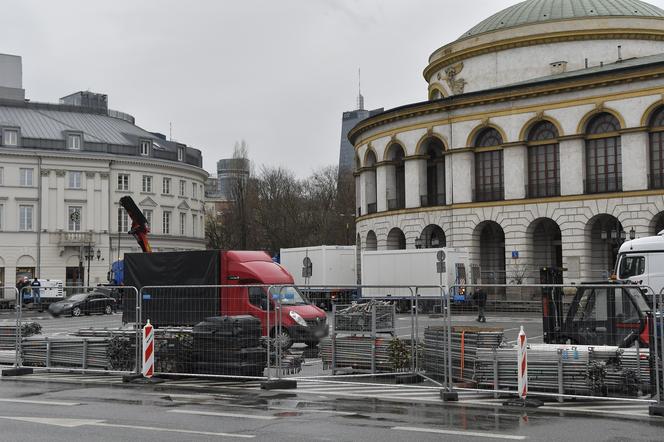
[[8, 285, 139, 374], [0, 287, 20, 367], [441, 283, 661, 404], [6, 279, 664, 413]]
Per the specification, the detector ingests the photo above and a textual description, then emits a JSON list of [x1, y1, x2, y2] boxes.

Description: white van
[[615, 231, 664, 300]]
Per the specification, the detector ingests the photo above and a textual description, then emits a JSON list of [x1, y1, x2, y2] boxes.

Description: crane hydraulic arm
[[119, 196, 152, 253]]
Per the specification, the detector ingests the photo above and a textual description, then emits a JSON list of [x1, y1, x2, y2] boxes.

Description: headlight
[[289, 310, 308, 327]]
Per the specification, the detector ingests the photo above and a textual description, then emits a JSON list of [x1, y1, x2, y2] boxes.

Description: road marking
[[168, 409, 277, 420], [393, 426, 527, 440], [0, 416, 255, 438], [0, 398, 80, 406]]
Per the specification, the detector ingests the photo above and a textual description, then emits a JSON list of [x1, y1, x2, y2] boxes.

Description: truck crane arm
[[119, 196, 152, 253]]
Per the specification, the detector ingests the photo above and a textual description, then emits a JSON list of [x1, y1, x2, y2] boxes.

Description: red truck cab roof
[[225, 251, 294, 285]]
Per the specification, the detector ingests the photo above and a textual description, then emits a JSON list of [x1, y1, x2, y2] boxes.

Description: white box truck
[[279, 246, 359, 310], [361, 248, 470, 313], [615, 232, 664, 303]]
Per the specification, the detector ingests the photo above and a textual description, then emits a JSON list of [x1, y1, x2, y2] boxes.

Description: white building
[[0, 54, 208, 289], [351, 0, 664, 287]]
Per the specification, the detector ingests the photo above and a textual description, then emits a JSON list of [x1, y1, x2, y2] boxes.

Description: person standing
[[474, 289, 487, 323], [31, 277, 41, 308], [16, 277, 30, 306]]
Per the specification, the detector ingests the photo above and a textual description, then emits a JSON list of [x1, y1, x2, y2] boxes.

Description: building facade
[[0, 54, 208, 289], [352, 0, 664, 286]]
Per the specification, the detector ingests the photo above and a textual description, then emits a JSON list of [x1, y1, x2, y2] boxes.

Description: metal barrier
[[0, 287, 20, 368], [137, 285, 275, 381], [10, 285, 139, 374], [653, 288, 664, 410], [444, 283, 659, 405]]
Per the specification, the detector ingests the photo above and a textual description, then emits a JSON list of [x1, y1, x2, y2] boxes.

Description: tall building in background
[[217, 157, 250, 201], [338, 78, 383, 179]]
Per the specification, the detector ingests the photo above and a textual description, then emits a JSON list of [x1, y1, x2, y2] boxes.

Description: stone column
[[404, 157, 426, 209], [362, 169, 377, 213], [40, 169, 50, 231], [55, 170, 65, 231], [504, 145, 527, 200], [450, 151, 474, 203], [86, 172, 95, 232], [621, 131, 648, 191], [100, 173, 109, 232], [559, 138, 584, 196], [355, 174, 361, 216], [376, 163, 391, 212]]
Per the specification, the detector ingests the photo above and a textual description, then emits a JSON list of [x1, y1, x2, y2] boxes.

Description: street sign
[[436, 261, 446, 274], [302, 256, 313, 278], [437, 250, 446, 262], [512, 250, 519, 259]]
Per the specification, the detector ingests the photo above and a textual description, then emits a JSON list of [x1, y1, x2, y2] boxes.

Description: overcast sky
[[3, 0, 664, 177]]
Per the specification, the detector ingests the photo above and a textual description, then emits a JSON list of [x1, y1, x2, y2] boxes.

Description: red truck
[[122, 250, 329, 349]]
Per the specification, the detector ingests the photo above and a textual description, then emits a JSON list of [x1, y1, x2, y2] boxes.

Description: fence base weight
[[1, 367, 33, 377], [260, 379, 297, 390], [503, 397, 543, 408], [649, 405, 664, 417], [440, 391, 459, 402], [395, 374, 422, 385]]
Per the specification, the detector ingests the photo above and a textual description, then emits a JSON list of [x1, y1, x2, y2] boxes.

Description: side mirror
[[260, 300, 269, 311]]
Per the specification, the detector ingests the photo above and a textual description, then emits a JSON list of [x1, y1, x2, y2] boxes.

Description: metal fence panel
[[442, 283, 659, 404], [12, 285, 139, 374], [0, 287, 20, 367]]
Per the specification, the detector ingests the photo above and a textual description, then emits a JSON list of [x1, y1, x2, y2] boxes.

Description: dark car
[[48, 292, 116, 317]]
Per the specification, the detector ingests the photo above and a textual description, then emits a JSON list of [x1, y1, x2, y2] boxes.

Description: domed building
[[351, 0, 664, 287]]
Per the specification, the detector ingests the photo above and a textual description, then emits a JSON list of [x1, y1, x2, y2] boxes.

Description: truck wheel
[[395, 301, 409, 314], [72, 306, 81, 317], [270, 328, 293, 351]]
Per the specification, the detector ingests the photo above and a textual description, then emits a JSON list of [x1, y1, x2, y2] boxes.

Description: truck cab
[[615, 232, 664, 303], [223, 251, 329, 349]]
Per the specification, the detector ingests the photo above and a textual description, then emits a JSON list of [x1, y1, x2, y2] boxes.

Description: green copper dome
[[460, 0, 664, 40]]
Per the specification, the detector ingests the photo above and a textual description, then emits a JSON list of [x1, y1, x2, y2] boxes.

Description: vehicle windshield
[[67, 294, 88, 302], [269, 286, 308, 305], [618, 255, 645, 279]]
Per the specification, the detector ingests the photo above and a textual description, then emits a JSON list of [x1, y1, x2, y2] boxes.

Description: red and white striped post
[[142, 319, 154, 378], [517, 326, 527, 400]]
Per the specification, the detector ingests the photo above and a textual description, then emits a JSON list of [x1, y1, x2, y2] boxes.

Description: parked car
[[48, 292, 117, 317]]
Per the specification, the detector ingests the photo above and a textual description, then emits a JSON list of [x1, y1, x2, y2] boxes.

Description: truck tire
[[270, 328, 293, 351]]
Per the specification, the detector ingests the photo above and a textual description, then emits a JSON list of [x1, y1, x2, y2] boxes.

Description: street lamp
[[414, 237, 423, 249], [82, 243, 102, 287], [629, 228, 636, 240]]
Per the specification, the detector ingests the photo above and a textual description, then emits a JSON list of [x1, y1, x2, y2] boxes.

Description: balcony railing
[[367, 203, 377, 214], [420, 193, 446, 207], [57, 231, 94, 246], [649, 173, 664, 190], [584, 174, 622, 194], [526, 180, 560, 199], [474, 187, 505, 203]]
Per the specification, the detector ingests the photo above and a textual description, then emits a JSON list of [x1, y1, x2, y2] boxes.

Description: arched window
[[527, 121, 560, 198], [422, 138, 445, 207], [386, 228, 406, 250], [386, 144, 406, 211], [585, 113, 622, 194], [364, 151, 378, 214], [474, 128, 504, 202], [649, 107, 664, 189], [366, 231, 378, 251]]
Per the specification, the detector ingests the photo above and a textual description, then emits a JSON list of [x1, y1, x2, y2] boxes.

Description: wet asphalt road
[[1, 378, 664, 441]]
